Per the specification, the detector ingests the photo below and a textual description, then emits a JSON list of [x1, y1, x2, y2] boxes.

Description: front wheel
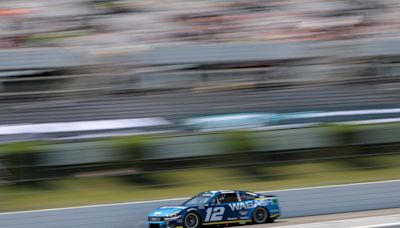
[[252, 207, 269, 224], [183, 212, 201, 228]]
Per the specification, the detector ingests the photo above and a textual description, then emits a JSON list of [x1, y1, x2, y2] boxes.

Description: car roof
[[200, 190, 233, 195], [201, 190, 257, 195]]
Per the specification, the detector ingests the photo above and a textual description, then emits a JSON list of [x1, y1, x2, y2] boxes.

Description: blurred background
[[0, 0, 400, 216]]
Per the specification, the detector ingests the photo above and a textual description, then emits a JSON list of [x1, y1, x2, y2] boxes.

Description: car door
[[203, 193, 240, 224]]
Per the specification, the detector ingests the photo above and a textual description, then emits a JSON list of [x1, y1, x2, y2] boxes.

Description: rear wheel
[[252, 207, 268, 224], [183, 212, 201, 228]]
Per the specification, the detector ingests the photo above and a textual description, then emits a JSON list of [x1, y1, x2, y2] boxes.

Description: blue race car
[[147, 190, 281, 228]]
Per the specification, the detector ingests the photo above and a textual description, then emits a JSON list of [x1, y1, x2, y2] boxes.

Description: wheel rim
[[185, 214, 199, 228], [254, 208, 267, 223]]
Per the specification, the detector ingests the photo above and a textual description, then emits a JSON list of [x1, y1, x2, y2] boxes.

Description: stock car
[[147, 190, 281, 228]]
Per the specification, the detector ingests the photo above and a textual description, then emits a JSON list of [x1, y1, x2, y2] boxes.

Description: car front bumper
[[148, 219, 182, 228]]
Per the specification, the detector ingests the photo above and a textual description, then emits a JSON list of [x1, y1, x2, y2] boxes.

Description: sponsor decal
[[239, 211, 248, 216], [229, 201, 255, 211], [240, 216, 250, 220], [227, 217, 237, 221], [201, 193, 213, 197], [259, 200, 269, 206]]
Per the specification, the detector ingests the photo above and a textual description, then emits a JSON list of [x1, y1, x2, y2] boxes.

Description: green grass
[[1, 155, 400, 212]]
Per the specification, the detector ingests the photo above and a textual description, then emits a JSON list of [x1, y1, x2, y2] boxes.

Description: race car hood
[[147, 206, 187, 217]]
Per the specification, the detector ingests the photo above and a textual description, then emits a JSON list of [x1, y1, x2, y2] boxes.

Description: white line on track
[[0, 179, 399, 216], [356, 222, 400, 228], [274, 214, 400, 228]]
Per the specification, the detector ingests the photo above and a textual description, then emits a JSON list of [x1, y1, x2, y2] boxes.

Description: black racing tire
[[183, 212, 201, 228], [252, 207, 269, 224]]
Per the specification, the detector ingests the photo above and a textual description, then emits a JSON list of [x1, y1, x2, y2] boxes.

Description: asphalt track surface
[[1, 84, 400, 125], [257, 208, 400, 228], [1, 180, 399, 228]]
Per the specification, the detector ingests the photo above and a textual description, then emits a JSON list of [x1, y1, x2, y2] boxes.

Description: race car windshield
[[182, 195, 211, 206]]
